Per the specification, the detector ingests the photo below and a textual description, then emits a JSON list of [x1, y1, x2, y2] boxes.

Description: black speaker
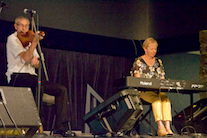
[[83, 89, 143, 135], [173, 98, 207, 134], [0, 86, 41, 137]]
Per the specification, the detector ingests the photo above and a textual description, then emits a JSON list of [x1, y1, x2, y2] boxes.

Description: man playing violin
[[6, 16, 71, 137]]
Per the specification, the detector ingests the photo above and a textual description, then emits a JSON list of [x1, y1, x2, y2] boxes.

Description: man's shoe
[[65, 131, 76, 137], [53, 129, 65, 137], [53, 129, 76, 137]]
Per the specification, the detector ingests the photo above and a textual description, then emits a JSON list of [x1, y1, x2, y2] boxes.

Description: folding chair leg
[[50, 114, 56, 135]]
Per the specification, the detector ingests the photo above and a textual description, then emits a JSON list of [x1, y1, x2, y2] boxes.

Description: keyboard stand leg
[[190, 94, 194, 127]]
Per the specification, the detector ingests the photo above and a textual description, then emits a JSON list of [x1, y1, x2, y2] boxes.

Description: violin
[[17, 30, 45, 47]]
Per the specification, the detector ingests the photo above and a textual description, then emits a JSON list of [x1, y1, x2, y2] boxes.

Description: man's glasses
[[16, 24, 29, 28]]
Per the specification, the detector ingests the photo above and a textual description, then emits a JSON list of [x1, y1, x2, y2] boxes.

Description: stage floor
[[31, 132, 207, 138], [2, 131, 206, 138]]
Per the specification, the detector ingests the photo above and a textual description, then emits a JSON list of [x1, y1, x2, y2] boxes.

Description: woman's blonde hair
[[142, 37, 158, 49]]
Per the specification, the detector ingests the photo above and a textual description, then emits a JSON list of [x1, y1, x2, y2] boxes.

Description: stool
[[42, 93, 56, 135]]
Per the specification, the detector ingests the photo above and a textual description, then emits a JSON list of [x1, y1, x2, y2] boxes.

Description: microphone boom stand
[[30, 13, 49, 114]]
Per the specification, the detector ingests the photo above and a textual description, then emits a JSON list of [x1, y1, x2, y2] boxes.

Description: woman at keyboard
[[131, 37, 173, 136]]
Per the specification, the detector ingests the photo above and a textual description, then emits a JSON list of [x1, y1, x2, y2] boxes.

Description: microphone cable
[[131, 40, 137, 57], [12, 62, 27, 87], [1, 98, 23, 136], [175, 87, 194, 134], [12, 49, 35, 86], [0, 114, 7, 138], [131, 39, 143, 58]]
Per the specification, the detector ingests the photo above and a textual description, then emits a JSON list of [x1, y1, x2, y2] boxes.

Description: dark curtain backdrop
[[41, 48, 134, 131], [0, 42, 134, 131], [0, 42, 7, 85]]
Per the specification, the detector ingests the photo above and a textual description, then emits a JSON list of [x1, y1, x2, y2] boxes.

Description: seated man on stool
[[6, 15, 71, 136]]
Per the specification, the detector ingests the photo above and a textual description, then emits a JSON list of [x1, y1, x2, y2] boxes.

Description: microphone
[[23, 8, 36, 14], [1, 1, 8, 8]]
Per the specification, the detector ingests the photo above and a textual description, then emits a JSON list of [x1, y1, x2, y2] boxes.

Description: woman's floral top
[[131, 57, 165, 79]]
